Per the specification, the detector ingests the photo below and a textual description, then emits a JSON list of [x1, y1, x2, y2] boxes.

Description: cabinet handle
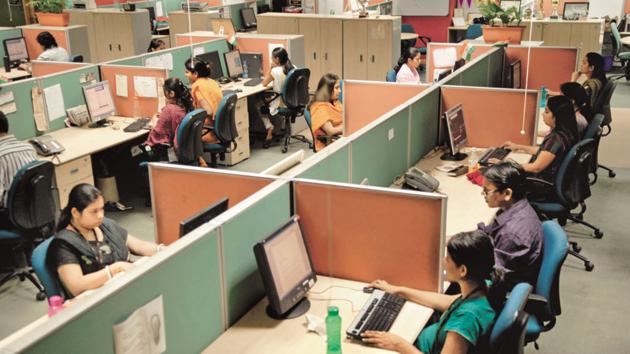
[[313, 52, 316, 60], [371, 55, 375, 63], [109, 44, 112, 51], [360, 54, 363, 62], [325, 53, 328, 60], [118, 44, 121, 51]]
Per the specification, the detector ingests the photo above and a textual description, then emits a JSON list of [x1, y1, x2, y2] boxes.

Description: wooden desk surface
[[401, 32, 419, 41], [0, 67, 31, 81], [220, 78, 270, 99], [203, 276, 433, 354], [621, 36, 630, 46]]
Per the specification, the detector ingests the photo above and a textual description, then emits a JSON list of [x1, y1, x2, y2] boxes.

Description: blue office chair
[[488, 282, 532, 354], [71, 55, 84, 63], [610, 22, 630, 81], [591, 81, 617, 179], [0, 160, 56, 301], [386, 69, 397, 82], [465, 24, 483, 40], [275, 68, 312, 153], [31, 236, 64, 298], [581, 113, 604, 184], [175, 108, 206, 166], [524, 221, 569, 349], [401, 23, 431, 56], [338, 79, 344, 104], [203, 93, 239, 167]]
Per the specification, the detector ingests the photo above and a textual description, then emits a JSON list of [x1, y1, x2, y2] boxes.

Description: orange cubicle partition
[[441, 86, 539, 147], [294, 180, 445, 292], [100, 65, 168, 118], [31, 61, 90, 78], [149, 164, 276, 245], [343, 81, 429, 135], [21, 27, 68, 60], [505, 47, 578, 92], [426, 43, 495, 82]]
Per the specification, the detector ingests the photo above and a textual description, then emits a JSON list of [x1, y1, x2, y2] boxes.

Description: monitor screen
[[437, 69, 452, 81], [254, 216, 316, 319], [179, 197, 229, 237], [224, 50, 243, 78], [445, 104, 467, 153], [240, 52, 263, 78], [82, 81, 116, 124], [241, 7, 257, 28], [511, 60, 521, 89], [196, 51, 223, 80], [3, 38, 29, 63]]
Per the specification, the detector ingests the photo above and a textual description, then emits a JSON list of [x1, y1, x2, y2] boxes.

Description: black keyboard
[[124, 118, 151, 133], [346, 290, 406, 341], [222, 90, 236, 95], [244, 78, 263, 86], [478, 147, 511, 166]]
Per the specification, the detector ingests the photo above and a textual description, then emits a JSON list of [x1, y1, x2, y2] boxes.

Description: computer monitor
[[224, 50, 244, 80], [437, 69, 452, 82], [179, 197, 229, 237], [253, 216, 317, 319], [240, 52, 263, 78], [3, 38, 29, 67], [441, 104, 468, 161], [195, 51, 224, 80], [240, 7, 257, 30], [82, 81, 116, 128], [510, 60, 521, 89]]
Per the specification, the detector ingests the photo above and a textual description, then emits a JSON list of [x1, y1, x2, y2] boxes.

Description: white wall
[[588, 0, 624, 18]]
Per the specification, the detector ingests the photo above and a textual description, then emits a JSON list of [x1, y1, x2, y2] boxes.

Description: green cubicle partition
[[19, 228, 224, 354], [443, 47, 503, 88], [487, 46, 505, 87], [219, 181, 291, 326], [408, 86, 441, 165], [0, 78, 38, 140], [295, 140, 351, 183], [105, 55, 145, 67], [0, 27, 22, 60]]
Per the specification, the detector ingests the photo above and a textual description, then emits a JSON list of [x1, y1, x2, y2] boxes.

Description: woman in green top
[[362, 230, 501, 354]]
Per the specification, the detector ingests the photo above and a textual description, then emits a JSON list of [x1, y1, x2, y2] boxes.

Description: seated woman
[[570, 52, 607, 108], [395, 47, 422, 84], [503, 96, 578, 183], [147, 38, 166, 52], [362, 230, 500, 354], [49, 184, 163, 298], [308, 73, 343, 152], [261, 47, 295, 147], [560, 82, 593, 137], [19, 31, 70, 71]]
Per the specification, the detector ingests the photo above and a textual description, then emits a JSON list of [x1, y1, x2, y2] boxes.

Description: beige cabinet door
[[541, 23, 570, 46], [298, 18, 321, 89], [320, 19, 343, 81], [367, 20, 392, 81], [114, 14, 135, 58], [523, 22, 543, 41], [258, 16, 299, 34], [343, 20, 368, 80], [93, 13, 117, 61], [570, 23, 602, 63]]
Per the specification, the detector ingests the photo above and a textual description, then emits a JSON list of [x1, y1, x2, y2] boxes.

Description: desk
[[448, 26, 469, 43], [0, 67, 31, 82], [621, 36, 630, 47], [203, 276, 432, 354], [401, 32, 419, 41], [467, 38, 545, 47]]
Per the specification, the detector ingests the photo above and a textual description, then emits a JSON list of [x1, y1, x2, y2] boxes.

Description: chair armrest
[[526, 177, 553, 189], [525, 294, 554, 322]]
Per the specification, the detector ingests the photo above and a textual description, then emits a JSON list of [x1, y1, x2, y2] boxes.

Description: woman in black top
[[49, 184, 162, 297], [503, 96, 578, 182]]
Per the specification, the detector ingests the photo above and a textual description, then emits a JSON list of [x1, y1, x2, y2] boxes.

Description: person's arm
[[198, 98, 214, 118], [503, 141, 539, 155], [320, 121, 343, 136], [570, 71, 581, 82], [439, 331, 472, 354], [57, 261, 132, 297], [361, 331, 424, 353], [371, 280, 457, 313], [520, 150, 555, 174], [262, 65, 276, 87], [126, 234, 159, 256]]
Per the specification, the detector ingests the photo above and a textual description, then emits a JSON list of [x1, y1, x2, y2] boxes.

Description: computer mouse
[[363, 286, 375, 294], [235, 89, 243, 93]]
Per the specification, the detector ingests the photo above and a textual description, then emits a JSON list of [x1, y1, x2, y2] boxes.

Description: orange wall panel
[[235, 38, 290, 76], [22, 28, 68, 60], [505, 47, 577, 92], [100, 65, 167, 118]]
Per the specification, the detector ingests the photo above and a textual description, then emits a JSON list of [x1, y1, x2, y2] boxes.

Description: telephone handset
[[404, 167, 440, 192], [29, 135, 65, 156]]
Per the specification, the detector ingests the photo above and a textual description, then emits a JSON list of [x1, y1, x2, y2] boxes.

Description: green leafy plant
[[29, 0, 65, 13], [478, 0, 522, 26]]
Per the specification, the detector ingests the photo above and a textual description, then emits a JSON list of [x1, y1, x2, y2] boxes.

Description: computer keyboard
[[124, 118, 151, 133], [244, 78, 263, 86], [346, 290, 406, 341], [222, 90, 236, 96], [478, 147, 511, 166]]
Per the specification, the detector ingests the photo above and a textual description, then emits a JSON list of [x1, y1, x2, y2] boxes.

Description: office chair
[[401, 24, 431, 56], [580, 113, 604, 184], [176, 109, 207, 166], [487, 282, 532, 354], [71, 55, 84, 63], [31, 236, 64, 299], [528, 138, 599, 271], [386, 69, 397, 82], [524, 221, 568, 350], [591, 80, 617, 179], [609, 22, 630, 81], [203, 93, 239, 167], [0, 160, 56, 301], [465, 24, 483, 40]]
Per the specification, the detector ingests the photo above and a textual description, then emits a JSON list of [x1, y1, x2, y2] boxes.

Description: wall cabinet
[[168, 10, 221, 47]]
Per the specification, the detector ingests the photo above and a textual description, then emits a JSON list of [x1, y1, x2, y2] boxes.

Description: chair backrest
[[488, 282, 533, 354], [401, 23, 416, 34], [554, 138, 595, 207], [281, 68, 310, 110], [31, 237, 63, 298], [582, 113, 604, 140], [6, 160, 56, 234], [214, 93, 239, 144], [611, 22, 622, 57], [592, 80, 615, 126], [71, 55, 84, 63], [466, 24, 483, 39], [338, 79, 344, 104], [536, 221, 569, 321], [176, 109, 206, 165], [386, 69, 397, 82]]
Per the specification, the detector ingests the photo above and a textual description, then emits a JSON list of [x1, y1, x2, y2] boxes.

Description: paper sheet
[[116, 74, 128, 97], [134, 76, 158, 98], [155, 0, 164, 16], [145, 53, 173, 71], [193, 46, 205, 57], [113, 296, 166, 354], [0, 102, 17, 114], [0, 91, 14, 106], [32, 87, 49, 132], [432, 47, 457, 68], [43, 84, 66, 121], [268, 43, 285, 65]]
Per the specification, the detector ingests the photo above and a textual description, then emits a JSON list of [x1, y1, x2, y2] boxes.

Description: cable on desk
[[308, 296, 361, 314], [308, 285, 363, 295]]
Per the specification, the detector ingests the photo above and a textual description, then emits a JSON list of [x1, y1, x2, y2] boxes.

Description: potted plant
[[478, 0, 525, 44], [30, 0, 69, 27]]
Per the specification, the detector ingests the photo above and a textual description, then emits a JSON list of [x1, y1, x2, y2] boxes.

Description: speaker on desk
[[3, 56, 10, 73]]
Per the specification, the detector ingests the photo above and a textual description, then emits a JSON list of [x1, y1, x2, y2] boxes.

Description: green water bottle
[[540, 86, 547, 108], [326, 306, 342, 354]]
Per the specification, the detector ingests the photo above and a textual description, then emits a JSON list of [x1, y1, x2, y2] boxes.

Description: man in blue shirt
[[478, 162, 543, 288]]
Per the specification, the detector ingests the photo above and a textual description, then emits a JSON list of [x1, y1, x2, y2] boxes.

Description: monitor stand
[[265, 298, 310, 320], [440, 151, 467, 161], [88, 119, 111, 128]]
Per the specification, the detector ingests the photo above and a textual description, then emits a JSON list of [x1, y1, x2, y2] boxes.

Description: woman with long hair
[[394, 47, 422, 84], [261, 47, 295, 147], [308, 73, 343, 152]]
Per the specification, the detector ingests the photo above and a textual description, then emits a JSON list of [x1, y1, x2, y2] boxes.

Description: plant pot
[[35, 12, 70, 27], [481, 25, 525, 44]]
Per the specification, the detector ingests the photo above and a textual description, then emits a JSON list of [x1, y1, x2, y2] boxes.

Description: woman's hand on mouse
[[370, 279, 398, 294]]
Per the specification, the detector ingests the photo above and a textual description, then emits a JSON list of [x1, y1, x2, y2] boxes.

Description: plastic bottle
[[326, 306, 342, 354], [242, 60, 249, 79], [540, 86, 547, 108], [47, 296, 64, 317]]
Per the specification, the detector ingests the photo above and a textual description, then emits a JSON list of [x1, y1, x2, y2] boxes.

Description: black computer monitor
[[437, 69, 452, 81], [224, 50, 244, 80], [441, 103, 468, 161], [240, 7, 257, 30], [195, 51, 224, 80], [241, 52, 263, 78], [179, 197, 229, 237], [82, 81, 116, 128], [253, 216, 317, 320], [510, 60, 521, 89], [3, 38, 29, 67]]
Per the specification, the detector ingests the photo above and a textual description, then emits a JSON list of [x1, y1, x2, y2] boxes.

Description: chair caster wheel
[[36, 291, 46, 301], [594, 230, 603, 239], [572, 244, 582, 253], [585, 261, 594, 272], [281, 146, 288, 153], [609, 171, 616, 178]]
